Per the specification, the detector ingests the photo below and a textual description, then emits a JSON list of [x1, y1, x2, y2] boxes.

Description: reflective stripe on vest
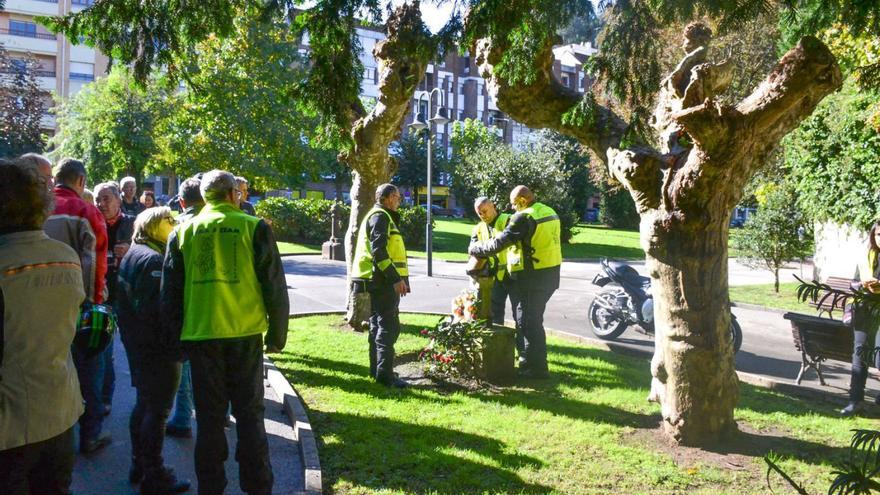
[[353, 207, 409, 280], [474, 213, 511, 280], [508, 203, 562, 273]]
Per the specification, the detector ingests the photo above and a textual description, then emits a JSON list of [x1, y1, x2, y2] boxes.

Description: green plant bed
[[271, 314, 872, 494], [729, 282, 809, 312]]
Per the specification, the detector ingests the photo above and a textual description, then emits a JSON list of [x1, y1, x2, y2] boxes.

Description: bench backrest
[[809, 276, 855, 318], [784, 312, 853, 363]]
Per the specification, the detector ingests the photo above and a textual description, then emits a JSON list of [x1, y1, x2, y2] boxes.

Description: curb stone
[[264, 358, 322, 495]]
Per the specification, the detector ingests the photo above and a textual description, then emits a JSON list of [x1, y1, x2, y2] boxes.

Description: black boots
[[135, 465, 191, 495]]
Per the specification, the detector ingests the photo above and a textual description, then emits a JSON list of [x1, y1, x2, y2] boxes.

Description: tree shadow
[[315, 412, 553, 494]]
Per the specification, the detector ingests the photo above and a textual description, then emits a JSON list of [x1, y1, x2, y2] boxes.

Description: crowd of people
[[0, 154, 287, 495]]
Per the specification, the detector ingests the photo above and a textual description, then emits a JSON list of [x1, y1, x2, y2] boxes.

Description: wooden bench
[[783, 312, 854, 385], [808, 276, 856, 319]]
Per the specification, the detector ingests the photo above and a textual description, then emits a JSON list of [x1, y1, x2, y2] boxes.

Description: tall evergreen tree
[[0, 47, 45, 157]]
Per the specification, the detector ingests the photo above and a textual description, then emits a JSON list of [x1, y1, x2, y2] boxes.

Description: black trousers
[[510, 277, 557, 373], [368, 284, 401, 383], [0, 427, 74, 495], [187, 335, 272, 495], [128, 358, 181, 475], [490, 277, 518, 326], [849, 328, 880, 402]]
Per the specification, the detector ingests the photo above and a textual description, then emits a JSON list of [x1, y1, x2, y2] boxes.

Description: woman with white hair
[[116, 207, 190, 494]]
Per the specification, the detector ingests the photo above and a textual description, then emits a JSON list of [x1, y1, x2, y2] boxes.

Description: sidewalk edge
[[730, 301, 790, 315], [264, 358, 322, 495]]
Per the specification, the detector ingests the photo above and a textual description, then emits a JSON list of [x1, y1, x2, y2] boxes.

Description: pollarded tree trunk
[[340, 2, 434, 329], [476, 23, 841, 444]]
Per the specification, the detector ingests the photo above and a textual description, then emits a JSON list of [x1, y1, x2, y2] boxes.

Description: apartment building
[[0, 0, 108, 131]]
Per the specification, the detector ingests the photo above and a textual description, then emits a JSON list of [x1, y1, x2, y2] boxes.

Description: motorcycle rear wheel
[[730, 317, 743, 354], [588, 288, 629, 340]]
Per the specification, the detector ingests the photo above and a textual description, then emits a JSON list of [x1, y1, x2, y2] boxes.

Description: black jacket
[[469, 211, 559, 288], [117, 242, 183, 362], [105, 213, 135, 304]]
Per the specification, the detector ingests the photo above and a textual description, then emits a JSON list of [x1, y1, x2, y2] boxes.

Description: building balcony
[[71, 0, 95, 9], [0, 28, 57, 54], [3, 0, 59, 17], [70, 43, 96, 62]]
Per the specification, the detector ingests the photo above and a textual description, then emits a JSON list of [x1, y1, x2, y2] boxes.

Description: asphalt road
[[284, 255, 878, 401]]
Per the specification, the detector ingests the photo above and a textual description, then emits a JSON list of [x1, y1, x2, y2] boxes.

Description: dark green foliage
[[396, 206, 429, 250], [256, 197, 350, 244], [785, 80, 880, 230], [599, 188, 639, 230], [0, 48, 45, 158], [256, 197, 426, 248], [391, 132, 448, 191], [733, 183, 811, 292]]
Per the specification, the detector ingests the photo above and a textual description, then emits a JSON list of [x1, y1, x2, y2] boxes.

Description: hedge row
[[256, 197, 428, 249]]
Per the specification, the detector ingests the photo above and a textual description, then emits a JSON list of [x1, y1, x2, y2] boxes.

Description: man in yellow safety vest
[[352, 184, 410, 388], [469, 185, 561, 378], [469, 197, 516, 325]]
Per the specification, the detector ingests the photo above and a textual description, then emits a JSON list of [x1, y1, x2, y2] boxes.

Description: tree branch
[[339, 1, 434, 181], [736, 36, 842, 152], [608, 146, 665, 213], [473, 35, 628, 164]]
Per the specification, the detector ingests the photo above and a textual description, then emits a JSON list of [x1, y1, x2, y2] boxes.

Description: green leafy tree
[[0, 47, 45, 157], [390, 132, 447, 192], [734, 183, 811, 292], [157, 7, 323, 190], [451, 136, 578, 242], [50, 66, 171, 184], [786, 79, 880, 230]]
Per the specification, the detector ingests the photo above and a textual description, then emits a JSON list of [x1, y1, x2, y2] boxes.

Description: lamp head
[[429, 106, 449, 126], [409, 111, 428, 132]]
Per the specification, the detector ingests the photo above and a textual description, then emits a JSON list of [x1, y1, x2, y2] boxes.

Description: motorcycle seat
[[608, 261, 651, 288]]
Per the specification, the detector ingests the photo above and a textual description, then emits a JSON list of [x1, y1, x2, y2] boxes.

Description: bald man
[[468, 186, 561, 378]]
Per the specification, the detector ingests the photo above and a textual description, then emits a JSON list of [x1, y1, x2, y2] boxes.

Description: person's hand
[[265, 344, 282, 354], [864, 279, 880, 293], [394, 280, 408, 297], [114, 243, 130, 259]]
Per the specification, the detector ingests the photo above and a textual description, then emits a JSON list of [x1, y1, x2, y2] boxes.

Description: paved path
[[285, 255, 879, 401], [71, 337, 304, 494]]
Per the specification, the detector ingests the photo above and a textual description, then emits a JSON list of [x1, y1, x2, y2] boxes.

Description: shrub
[[600, 189, 640, 230], [397, 205, 428, 249], [255, 197, 350, 244]]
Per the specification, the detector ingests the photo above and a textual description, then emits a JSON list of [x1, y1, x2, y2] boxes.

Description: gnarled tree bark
[[476, 24, 841, 445], [340, 2, 433, 329]]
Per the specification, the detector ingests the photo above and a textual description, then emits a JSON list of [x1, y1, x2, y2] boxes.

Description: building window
[[463, 56, 470, 75], [562, 75, 570, 87], [9, 20, 36, 37], [69, 62, 95, 82], [363, 67, 375, 82]]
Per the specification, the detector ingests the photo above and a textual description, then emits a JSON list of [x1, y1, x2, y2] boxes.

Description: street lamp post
[[409, 87, 449, 277]]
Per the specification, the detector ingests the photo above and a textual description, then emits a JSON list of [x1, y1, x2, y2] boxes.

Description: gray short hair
[[235, 176, 249, 187], [94, 181, 121, 200], [0, 158, 54, 230], [133, 206, 173, 244], [200, 170, 237, 203], [54, 158, 86, 186], [82, 188, 95, 204], [375, 183, 398, 204], [474, 196, 492, 209], [120, 176, 136, 188], [17, 152, 52, 169]]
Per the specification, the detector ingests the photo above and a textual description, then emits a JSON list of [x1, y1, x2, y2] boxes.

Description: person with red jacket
[[44, 158, 113, 454]]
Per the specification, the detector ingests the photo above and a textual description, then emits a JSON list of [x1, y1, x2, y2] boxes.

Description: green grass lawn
[[729, 282, 810, 312], [271, 314, 872, 494], [406, 220, 647, 261], [277, 241, 321, 255]]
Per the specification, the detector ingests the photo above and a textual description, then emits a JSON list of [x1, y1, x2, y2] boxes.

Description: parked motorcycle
[[587, 259, 743, 353]]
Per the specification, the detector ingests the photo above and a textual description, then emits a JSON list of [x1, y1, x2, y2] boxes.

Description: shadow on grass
[[315, 412, 553, 494]]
